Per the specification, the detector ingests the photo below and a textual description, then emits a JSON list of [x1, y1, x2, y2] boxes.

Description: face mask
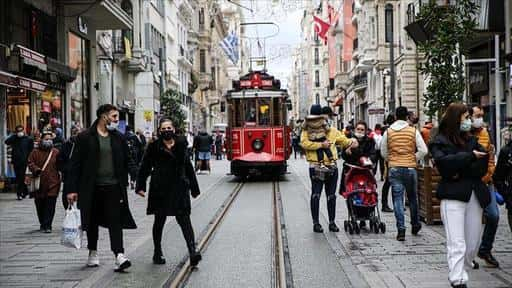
[[472, 117, 484, 128], [161, 130, 175, 140], [460, 119, 472, 132], [41, 140, 53, 149], [354, 132, 365, 139], [106, 120, 119, 131], [17, 132, 24, 137]]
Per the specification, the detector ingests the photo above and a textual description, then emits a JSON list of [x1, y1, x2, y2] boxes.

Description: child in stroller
[[341, 156, 386, 234]]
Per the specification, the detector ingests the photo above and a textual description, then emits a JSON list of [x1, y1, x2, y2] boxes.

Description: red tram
[[225, 70, 292, 178]]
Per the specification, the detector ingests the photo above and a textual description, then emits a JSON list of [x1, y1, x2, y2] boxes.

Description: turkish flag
[[313, 16, 330, 44]]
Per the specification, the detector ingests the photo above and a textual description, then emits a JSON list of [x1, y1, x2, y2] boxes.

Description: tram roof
[[226, 89, 288, 99]]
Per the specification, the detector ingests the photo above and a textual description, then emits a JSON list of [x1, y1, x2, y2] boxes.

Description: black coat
[[66, 120, 137, 230], [429, 134, 490, 208], [341, 136, 376, 166], [494, 141, 512, 209], [136, 136, 200, 216], [194, 133, 213, 152], [4, 135, 34, 166]]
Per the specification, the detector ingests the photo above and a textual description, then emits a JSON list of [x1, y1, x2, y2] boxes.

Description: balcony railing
[[353, 73, 368, 88]]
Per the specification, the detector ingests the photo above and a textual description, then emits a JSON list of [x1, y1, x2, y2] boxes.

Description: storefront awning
[[0, 70, 18, 88], [16, 45, 47, 71], [47, 57, 77, 82]]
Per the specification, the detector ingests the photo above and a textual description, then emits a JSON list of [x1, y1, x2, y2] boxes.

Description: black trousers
[[13, 163, 28, 197], [381, 177, 391, 207], [35, 196, 57, 230], [373, 150, 385, 178], [152, 214, 196, 255], [86, 185, 124, 255]]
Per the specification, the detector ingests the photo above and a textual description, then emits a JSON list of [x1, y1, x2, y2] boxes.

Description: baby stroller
[[341, 157, 386, 234]]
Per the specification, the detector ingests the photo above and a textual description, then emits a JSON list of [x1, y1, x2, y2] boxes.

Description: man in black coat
[[66, 104, 137, 272], [193, 131, 213, 172], [5, 125, 34, 200]]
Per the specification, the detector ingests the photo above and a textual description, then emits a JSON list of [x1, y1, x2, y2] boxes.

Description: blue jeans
[[479, 186, 499, 255], [309, 167, 338, 224], [389, 167, 420, 231]]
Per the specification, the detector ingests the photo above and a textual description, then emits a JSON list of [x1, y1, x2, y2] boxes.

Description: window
[[314, 32, 319, 43], [314, 48, 319, 65], [315, 93, 320, 104], [385, 4, 393, 43], [200, 49, 206, 72], [199, 8, 205, 30], [258, 99, 271, 126], [211, 66, 216, 89], [315, 70, 320, 87]]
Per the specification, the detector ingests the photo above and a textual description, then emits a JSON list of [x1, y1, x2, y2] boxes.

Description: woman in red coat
[[27, 130, 60, 233]]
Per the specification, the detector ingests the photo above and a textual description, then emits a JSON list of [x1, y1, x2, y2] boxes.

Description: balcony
[[62, 0, 133, 30], [352, 73, 368, 92]]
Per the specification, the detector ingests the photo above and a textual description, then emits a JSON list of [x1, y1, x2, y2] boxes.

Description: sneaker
[[114, 253, 131, 272], [451, 284, 467, 288], [152, 253, 166, 265], [43, 228, 52, 233], [313, 223, 324, 233], [16, 195, 22, 201], [477, 252, 499, 268], [412, 224, 422, 236], [87, 250, 100, 267], [329, 223, 340, 232], [396, 229, 405, 241], [381, 206, 393, 213], [472, 260, 479, 269]]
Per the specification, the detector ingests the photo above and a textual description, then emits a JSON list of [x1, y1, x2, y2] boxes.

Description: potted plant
[[413, 0, 478, 224]]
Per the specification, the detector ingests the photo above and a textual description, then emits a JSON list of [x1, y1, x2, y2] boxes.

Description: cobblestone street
[[0, 159, 511, 287]]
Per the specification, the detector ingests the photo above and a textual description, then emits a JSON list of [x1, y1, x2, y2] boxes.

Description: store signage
[[78, 16, 88, 35], [17, 45, 47, 71], [0, 70, 18, 88], [18, 76, 46, 92], [368, 108, 385, 115]]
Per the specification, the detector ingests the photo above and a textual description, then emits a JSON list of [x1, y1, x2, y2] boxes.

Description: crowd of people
[[3, 102, 512, 288]]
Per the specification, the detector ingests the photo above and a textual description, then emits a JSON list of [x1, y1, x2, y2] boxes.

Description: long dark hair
[[439, 103, 468, 147]]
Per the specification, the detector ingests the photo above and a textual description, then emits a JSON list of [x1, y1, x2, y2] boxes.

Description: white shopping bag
[[61, 203, 83, 249]]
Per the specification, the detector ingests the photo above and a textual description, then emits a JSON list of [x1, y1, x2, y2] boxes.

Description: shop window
[[68, 32, 90, 129]]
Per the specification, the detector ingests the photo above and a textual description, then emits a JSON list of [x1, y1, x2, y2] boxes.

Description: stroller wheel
[[348, 223, 354, 235], [379, 222, 386, 233], [344, 220, 349, 232], [373, 222, 379, 234], [354, 224, 360, 234], [359, 221, 366, 230]]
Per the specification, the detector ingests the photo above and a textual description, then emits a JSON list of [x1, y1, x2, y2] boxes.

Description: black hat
[[310, 104, 322, 116], [322, 106, 338, 116]]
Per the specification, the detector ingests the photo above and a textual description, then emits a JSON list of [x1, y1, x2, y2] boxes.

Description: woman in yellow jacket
[[300, 105, 357, 233]]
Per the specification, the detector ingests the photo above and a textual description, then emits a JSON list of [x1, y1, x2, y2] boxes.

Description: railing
[[353, 73, 367, 87]]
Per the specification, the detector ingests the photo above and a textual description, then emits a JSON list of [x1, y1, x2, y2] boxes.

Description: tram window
[[258, 99, 270, 126], [245, 99, 257, 123], [233, 99, 243, 127], [273, 98, 282, 125]]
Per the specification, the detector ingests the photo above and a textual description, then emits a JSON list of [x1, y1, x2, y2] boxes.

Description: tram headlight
[[252, 139, 264, 151]]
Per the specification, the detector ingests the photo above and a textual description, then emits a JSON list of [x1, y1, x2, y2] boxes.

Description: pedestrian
[[300, 105, 357, 233], [340, 121, 376, 195], [429, 103, 490, 288], [65, 104, 137, 272], [125, 126, 143, 189], [136, 118, 202, 266], [292, 131, 300, 159], [193, 130, 213, 173], [214, 130, 223, 160], [303, 105, 334, 168], [58, 125, 80, 209], [380, 114, 395, 212], [4, 125, 34, 200], [493, 136, 512, 233], [373, 124, 384, 179], [468, 105, 500, 268], [27, 130, 60, 232], [421, 120, 433, 145], [136, 129, 147, 148], [381, 106, 428, 241]]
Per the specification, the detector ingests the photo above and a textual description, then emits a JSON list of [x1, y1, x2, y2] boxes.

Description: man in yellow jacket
[[300, 105, 357, 233], [470, 105, 499, 268]]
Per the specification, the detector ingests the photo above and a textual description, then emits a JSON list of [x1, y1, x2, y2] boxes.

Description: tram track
[[167, 180, 291, 288]]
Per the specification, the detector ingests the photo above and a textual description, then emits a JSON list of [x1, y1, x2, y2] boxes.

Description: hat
[[322, 106, 338, 116], [310, 104, 322, 116]]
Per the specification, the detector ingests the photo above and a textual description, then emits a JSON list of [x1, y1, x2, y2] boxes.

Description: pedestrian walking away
[[381, 106, 428, 241], [27, 130, 60, 233], [372, 124, 384, 179], [430, 103, 490, 288], [380, 115, 395, 213], [193, 130, 213, 173], [4, 125, 34, 200], [300, 104, 357, 233], [136, 118, 202, 266], [214, 131, 223, 160], [65, 104, 137, 272], [58, 125, 80, 209], [126, 126, 144, 189]]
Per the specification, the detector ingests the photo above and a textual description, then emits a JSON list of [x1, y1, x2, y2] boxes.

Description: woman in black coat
[[136, 119, 201, 266], [429, 103, 489, 288]]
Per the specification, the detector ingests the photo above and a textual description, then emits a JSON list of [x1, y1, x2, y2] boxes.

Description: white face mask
[[106, 121, 119, 131], [17, 132, 24, 137], [354, 132, 365, 139], [472, 117, 484, 128]]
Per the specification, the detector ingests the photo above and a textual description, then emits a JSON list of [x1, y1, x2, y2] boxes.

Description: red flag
[[313, 16, 330, 44]]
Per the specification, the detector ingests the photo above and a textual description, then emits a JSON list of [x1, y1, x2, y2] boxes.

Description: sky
[[237, 0, 309, 88]]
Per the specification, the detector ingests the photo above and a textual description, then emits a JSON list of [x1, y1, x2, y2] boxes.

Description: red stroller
[[341, 157, 385, 234]]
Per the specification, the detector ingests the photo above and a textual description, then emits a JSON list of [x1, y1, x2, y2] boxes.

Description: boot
[[152, 248, 166, 265], [187, 241, 202, 267]]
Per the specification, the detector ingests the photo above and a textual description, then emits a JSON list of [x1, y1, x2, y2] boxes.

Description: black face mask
[[161, 130, 175, 140]]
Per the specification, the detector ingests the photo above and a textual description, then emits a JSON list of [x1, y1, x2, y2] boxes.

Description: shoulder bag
[[26, 150, 54, 193]]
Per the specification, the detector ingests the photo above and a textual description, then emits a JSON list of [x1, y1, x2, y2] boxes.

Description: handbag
[[26, 150, 53, 193]]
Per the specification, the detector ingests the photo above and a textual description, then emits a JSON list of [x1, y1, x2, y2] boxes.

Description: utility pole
[[385, 4, 396, 113]]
